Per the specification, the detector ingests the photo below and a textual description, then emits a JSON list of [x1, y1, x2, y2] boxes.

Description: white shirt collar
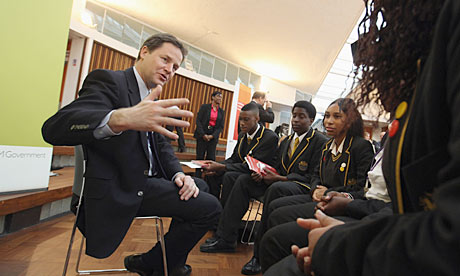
[[292, 128, 310, 145], [133, 66, 151, 100], [330, 137, 346, 156], [247, 124, 260, 140]]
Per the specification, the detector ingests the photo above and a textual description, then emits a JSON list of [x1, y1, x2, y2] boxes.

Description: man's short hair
[[252, 91, 266, 100], [241, 102, 259, 116], [137, 33, 188, 61], [212, 91, 222, 97], [293, 101, 316, 121]]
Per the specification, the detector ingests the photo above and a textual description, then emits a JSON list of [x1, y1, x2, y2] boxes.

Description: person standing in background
[[252, 91, 274, 125], [194, 91, 225, 178], [165, 106, 186, 152]]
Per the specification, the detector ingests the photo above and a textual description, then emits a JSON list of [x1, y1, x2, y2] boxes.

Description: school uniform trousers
[[212, 127, 279, 242], [252, 129, 328, 260]]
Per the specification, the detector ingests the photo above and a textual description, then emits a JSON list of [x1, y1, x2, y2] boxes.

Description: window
[[103, 10, 124, 41], [199, 52, 214, 78], [122, 18, 142, 49]]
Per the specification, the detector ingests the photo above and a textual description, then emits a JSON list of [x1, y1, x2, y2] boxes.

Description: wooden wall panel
[[161, 75, 233, 140], [89, 41, 135, 72], [88, 42, 233, 140]]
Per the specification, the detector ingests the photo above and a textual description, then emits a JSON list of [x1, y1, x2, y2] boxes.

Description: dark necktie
[[147, 132, 157, 175]]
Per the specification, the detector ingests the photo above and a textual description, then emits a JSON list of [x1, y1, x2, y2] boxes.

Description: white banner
[[0, 145, 52, 194]]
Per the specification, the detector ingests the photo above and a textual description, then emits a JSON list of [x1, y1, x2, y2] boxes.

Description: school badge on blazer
[[298, 161, 308, 171]]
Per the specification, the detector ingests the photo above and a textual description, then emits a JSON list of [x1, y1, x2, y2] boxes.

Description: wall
[[259, 76, 297, 106], [0, 0, 73, 193], [0, 0, 73, 146]]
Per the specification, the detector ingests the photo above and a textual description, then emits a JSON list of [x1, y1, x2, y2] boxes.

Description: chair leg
[[246, 201, 263, 245], [71, 216, 167, 275], [62, 215, 80, 276], [155, 217, 168, 276], [240, 199, 255, 244]]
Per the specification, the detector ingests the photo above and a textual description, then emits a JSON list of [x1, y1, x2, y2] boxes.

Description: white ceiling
[[94, 0, 364, 95]]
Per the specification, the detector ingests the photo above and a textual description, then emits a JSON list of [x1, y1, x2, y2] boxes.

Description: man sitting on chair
[[42, 33, 221, 276]]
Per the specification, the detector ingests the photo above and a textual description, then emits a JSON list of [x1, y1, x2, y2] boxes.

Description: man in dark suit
[[194, 91, 225, 178], [199, 102, 279, 252], [42, 33, 221, 276], [252, 91, 274, 125], [241, 100, 328, 274]]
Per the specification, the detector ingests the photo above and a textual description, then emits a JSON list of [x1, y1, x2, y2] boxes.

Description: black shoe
[[171, 264, 192, 276], [200, 238, 236, 253], [205, 236, 218, 244], [124, 254, 153, 276], [241, 256, 261, 275], [152, 264, 192, 276], [205, 232, 219, 244]]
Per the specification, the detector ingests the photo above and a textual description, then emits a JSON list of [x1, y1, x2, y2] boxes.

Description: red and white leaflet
[[245, 155, 278, 176]]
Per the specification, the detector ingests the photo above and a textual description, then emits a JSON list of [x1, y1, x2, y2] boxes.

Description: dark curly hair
[[352, 0, 445, 116]]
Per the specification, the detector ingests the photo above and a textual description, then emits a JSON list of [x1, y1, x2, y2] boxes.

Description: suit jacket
[[42, 67, 183, 258], [193, 103, 225, 140], [275, 128, 328, 188], [254, 102, 274, 124], [310, 135, 374, 199], [312, 1, 460, 275], [224, 126, 278, 173]]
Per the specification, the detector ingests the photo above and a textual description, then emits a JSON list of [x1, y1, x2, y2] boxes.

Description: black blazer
[[42, 67, 182, 258], [310, 135, 374, 198], [224, 126, 278, 173], [254, 102, 274, 124], [275, 128, 328, 188], [312, 1, 460, 275], [194, 103, 225, 140]]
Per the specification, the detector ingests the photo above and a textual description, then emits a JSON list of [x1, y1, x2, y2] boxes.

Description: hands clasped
[[291, 210, 344, 275]]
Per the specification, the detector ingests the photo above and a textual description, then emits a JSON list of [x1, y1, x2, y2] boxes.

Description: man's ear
[[139, 46, 149, 59]]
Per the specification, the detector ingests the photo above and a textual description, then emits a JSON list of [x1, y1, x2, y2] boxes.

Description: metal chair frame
[[240, 198, 263, 245], [62, 152, 168, 276]]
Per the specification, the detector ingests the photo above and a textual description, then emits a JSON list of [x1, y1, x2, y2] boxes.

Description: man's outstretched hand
[[108, 85, 193, 139]]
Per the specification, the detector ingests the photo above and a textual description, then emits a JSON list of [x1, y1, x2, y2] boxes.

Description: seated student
[[241, 100, 328, 275], [199, 102, 278, 252], [262, 136, 390, 274], [273, 1, 460, 275], [257, 98, 374, 272]]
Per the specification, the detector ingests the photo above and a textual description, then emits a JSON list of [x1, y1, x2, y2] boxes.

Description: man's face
[[136, 42, 183, 88], [291, 107, 312, 135], [239, 110, 259, 134], [254, 97, 265, 105]]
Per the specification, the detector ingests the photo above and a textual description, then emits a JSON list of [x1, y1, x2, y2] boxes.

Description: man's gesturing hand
[[108, 85, 193, 139]]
